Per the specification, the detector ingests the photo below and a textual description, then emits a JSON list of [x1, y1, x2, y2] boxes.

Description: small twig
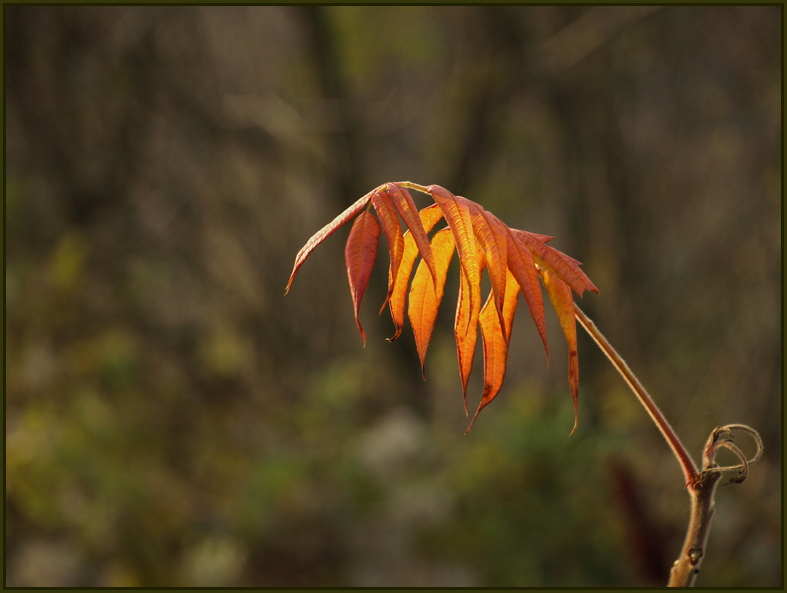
[[395, 180, 431, 195]]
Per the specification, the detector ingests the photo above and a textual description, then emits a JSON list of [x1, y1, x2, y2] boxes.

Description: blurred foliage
[[5, 5, 781, 587]]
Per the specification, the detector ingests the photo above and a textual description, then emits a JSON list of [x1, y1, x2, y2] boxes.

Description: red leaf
[[502, 221, 550, 366], [285, 189, 375, 294], [387, 204, 445, 341], [539, 267, 580, 435], [386, 183, 438, 288], [408, 228, 455, 377], [344, 211, 381, 346], [371, 189, 405, 310]]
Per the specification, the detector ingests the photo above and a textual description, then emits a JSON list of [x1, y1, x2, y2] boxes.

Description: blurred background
[[5, 5, 781, 587]]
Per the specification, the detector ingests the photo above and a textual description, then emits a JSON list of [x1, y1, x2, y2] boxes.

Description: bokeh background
[[5, 5, 781, 587]]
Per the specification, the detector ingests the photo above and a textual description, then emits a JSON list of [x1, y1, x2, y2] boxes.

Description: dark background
[[5, 6, 781, 587]]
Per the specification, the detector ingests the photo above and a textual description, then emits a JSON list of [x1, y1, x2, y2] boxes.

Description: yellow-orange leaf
[[539, 268, 580, 435], [387, 204, 445, 341], [458, 196, 509, 342], [408, 228, 455, 377], [466, 276, 520, 432], [429, 185, 480, 328], [285, 188, 375, 294], [500, 267, 519, 346], [345, 211, 381, 346], [454, 248, 486, 414]]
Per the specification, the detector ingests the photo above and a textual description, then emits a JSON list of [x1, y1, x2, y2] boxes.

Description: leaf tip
[[464, 412, 479, 434], [356, 320, 367, 347], [465, 400, 486, 433], [386, 327, 402, 342]]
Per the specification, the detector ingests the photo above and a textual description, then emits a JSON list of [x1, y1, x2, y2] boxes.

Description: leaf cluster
[[286, 182, 598, 432]]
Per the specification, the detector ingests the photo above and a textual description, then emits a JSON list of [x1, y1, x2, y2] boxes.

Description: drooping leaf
[[454, 247, 486, 414], [539, 267, 580, 435], [344, 210, 381, 346], [408, 228, 455, 377], [541, 242, 597, 293], [387, 204, 445, 341], [457, 196, 509, 341], [386, 183, 438, 287], [285, 189, 375, 294], [370, 189, 404, 310], [500, 267, 519, 346], [428, 185, 480, 329], [513, 229, 598, 296], [502, 221, 550, 366], [466, 270, 521, 432]]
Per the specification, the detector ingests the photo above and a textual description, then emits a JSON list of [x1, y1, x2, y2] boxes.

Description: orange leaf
[[407, 228, 455, 377], [370, 189, 404, 310], [502, 221, 550, 366], [428, 185, 481, 331], [525, 231, 554, 244], [513, 229, 598, 297], [539, 268, 580, 435], [285, 188, 375, 294], [344, 211, 381, 346], [454, 248, 486, 414], [386, 183, 438, 288], [500, 268, 520, 346], [387, 204, 445, 341], [466, 275, 520, 432], [457, 196, 509, 342]]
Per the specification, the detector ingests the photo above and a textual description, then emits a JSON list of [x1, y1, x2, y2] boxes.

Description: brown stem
[[573, 305, 763, 587], [573, 303, 706, 586], [573, 303, 698, 484], [667, 469, 721, 587], [668, 425, 762, 586]]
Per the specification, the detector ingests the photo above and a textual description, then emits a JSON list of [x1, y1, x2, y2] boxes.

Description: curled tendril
[[702, 423, 764, 485]]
